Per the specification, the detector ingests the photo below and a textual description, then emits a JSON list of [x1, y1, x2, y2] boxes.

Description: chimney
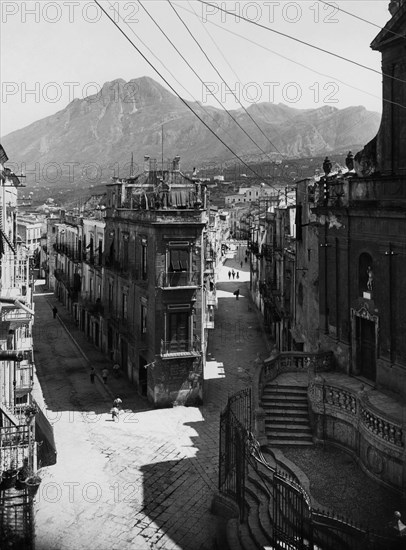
[[172, 156, 180, 171], [144, 155, 150, 173]]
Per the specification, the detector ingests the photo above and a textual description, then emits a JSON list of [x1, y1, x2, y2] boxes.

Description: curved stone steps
[[245, 487, 272, 549]]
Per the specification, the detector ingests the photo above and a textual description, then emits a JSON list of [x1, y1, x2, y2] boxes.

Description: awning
[[33, 400, 57, 466]]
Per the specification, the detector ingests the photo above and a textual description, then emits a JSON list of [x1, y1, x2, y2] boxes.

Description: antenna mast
[[161, 123, 164, 172], [130, 152, 134, 178]]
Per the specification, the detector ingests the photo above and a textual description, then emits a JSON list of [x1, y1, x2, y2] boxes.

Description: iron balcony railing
[[160, 339, 201, 355], [15, 366, 32, 392], [157, 271, 201, 288]]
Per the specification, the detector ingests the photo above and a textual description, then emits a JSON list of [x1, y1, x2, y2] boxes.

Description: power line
[[137, 0, 280, 164], [197, 0, 406, 85], [94, 0, 288, 195], [102, 5, 251, 162], [174, 1, 405, 113], [167, 0, 281, 155], [319, 0, 406, 41]]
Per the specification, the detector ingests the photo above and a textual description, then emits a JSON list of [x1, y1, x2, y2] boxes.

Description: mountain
[[2, 77, 380, 186]]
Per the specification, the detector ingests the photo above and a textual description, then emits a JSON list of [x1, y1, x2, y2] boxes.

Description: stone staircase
[[225, 452, 276, 550], [262, 382, 313, 446]]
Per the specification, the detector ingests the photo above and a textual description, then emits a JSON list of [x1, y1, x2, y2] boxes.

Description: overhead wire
[[319, 0, 406, 41], [94, 0, 290, 197], [137, 0, 281, 164], [167, 0, 281, 155], [173, 0, 404, 175], [173, 1, 406, 112], [197, 0, 406, 84]]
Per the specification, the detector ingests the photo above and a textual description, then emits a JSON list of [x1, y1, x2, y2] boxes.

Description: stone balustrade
[[253, 350, 406, 493], [309, 378, 405, 492]]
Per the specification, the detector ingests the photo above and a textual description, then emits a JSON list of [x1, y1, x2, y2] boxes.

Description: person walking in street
[[52, 307, 58, 319], [228, 270, 231, 280], [90, 367, 95, 384], [234, 289, 240, 300], [113, 397, 122, 410], [102, 368, 108, 384], [240, 261, 243, 268], [232, 269, 235, 279], [111, 406, 119, 422], [237, 272, 239, 280]]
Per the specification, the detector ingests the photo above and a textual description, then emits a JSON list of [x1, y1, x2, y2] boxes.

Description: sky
[[0, 0, 391, 137]]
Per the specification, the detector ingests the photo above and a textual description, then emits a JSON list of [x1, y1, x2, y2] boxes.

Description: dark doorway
[[108, 327, 113, 359], [356, 317, 376, 381], [120, 339, 128, 376], [139, 356, 148, 396], [94, 322, 99, 347]]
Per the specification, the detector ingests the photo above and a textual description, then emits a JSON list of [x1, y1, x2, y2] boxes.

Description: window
[[169, 249, 189, 272], [122, 235, 129, 271], [98, 239, 103, 265], [141, 239, 147, 280], [108, 281, 113, 308], [141, 304, 147, 334], [122, 293, 128, 319], [168, 311, 189, 349]]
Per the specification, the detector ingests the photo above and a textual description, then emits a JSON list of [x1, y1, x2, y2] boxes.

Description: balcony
[[160, 339, 201, 357], [157, 271, 201, 288], [204, 314, 214, 329], [311, 174, 406, 210], [206, 290, 217, 307], [79, 293, 104, 316], [15, 367, 33, 393]]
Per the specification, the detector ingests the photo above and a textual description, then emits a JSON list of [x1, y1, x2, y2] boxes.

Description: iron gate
[[218, 387, 251, 520]]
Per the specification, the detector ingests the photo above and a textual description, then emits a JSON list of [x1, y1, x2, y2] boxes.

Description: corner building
[[103, 156, 208, 407]]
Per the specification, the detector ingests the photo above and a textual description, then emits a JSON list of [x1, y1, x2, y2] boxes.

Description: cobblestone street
[[32, 245, 270, 550]]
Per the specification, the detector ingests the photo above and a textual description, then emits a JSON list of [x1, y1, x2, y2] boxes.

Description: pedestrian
[[228, 270, 231, 280], [113, 363, 120, 378], [52, 307, 58, 319], [102, 368, 108, 384], [245, 257, 248, 264], [90, 367, 95, 384], [234, 289, 240, 300], [113, 397, 122, 409], [240, 261, 243, 268], [237, 272, 239, 280], [209, 276, 214, 291], [232, 269, 235, 279], [111, 406, 119, 422]]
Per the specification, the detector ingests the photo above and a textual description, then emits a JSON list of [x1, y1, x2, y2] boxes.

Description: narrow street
[[31, 245, 270, 550]]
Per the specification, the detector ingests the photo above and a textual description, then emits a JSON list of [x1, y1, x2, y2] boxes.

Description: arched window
[[359, 252, 373, 295]]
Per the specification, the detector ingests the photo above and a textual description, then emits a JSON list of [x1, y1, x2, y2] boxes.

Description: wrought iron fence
[[218, 388, 403, 549], [218, 388, 251, 520]]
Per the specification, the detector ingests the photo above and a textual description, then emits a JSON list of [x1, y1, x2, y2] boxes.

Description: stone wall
[[309, 377, 405, 494]]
